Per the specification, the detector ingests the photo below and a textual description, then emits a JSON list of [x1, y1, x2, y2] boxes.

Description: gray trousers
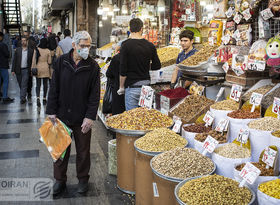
[[16, 69, 29, 100]]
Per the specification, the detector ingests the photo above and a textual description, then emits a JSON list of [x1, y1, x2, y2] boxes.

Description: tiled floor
[[0, 74, 133, 204]]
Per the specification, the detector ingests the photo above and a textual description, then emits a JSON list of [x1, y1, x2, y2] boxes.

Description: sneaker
[[3, 97, 14, 104], [53, 181, 66, 195], [43, 98, 47, 105], [37, 98, 41, 107], [20, 99, 26, 104], [77, 181, 89, 194]]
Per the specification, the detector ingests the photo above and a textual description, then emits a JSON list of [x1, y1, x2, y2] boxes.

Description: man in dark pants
[[0, 32, 14, 103], [11, 36, 34, 104], [46, 31, 100, 196]]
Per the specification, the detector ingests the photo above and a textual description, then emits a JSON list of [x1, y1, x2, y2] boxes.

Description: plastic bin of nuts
[[175, 175, 255, 205], [169, 95, 214, 125]]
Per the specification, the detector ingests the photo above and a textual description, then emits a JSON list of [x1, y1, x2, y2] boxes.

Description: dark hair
[[58, 32, 62, 36], [129, 18, 143, 33], [38, 38, 48, 49], [21, 35, 28, 40], [179, 30, 194, 40], [0, 32, 4, 37], [29, 36, 35, 42], [64, 29, 71, 37]]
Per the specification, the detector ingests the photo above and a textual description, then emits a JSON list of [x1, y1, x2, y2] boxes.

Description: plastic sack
[[270, 134, 280, 170], [234, 165, 279, 193], [181, 124, 199, 148], [212, 152, 251, 179], [257, 181, 280, 205], [247, 126, 271, 162], [108, 139, 117, 175], [227, 116, 257, 142], [210, 107, 232, 127], [102, 78, 113, 114], [39, 118, 72, 162], [248, 40, 267, 62]]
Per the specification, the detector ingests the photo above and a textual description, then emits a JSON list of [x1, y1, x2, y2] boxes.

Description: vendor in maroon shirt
[[170, 30, 197, 89]]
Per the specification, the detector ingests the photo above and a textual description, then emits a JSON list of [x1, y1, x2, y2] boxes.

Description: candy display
[[151, 148, 214, 179], [106, 107, 173, 130], [171, 95, 214, 122], [157, 47, 180, 67], [178, 175, 252, 204], [135, 128, 187, 152]]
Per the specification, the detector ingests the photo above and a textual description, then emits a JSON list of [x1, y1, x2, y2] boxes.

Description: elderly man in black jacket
[[11, 36, 34, 104], [46, 31, 100, 195]]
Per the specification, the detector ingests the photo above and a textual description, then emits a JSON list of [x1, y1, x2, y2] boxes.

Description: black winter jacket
[[46, 49, 100, 126], [0, 42, 10, 68], [12, 47, 34, 74]]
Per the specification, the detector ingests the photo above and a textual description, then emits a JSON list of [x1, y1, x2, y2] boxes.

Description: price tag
[[249, 92, 263, 112], [222, 62, 229, 73], [215, 87, 225, 102], [153, 182, 159, 197], [261, 8, 274, 20], [233, 13, 242, 24], [209, 37, 215, 46], [262, 147, 277, 168], [225, 7, 235, 18], [202, 135, 219, 155], [138, 86, 154, 109], [242, 8, 252, 21], [172, 119, 182, 133], [230, 84, 243, 102], [248, 61, 266, 71], [215, 119, 229, 132], [233, 30, 241, 40], [239, 162, 261, 186], [272, 97, 280, 117], [222, 34, 231, 45], [232, 66, 245, 76], [198, 86, 205, 96], [203, 111, 214, 126], [160, 95, 170, 115], [237, 129, 250, 144]]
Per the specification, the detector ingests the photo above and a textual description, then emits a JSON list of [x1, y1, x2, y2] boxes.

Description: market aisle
[[0, 74, 133, 205]]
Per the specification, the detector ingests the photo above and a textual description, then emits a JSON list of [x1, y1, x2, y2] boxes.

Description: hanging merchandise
[[269, 0, 280, 17], [248, 40, 268, 71], [235, 24, 252, 46], [265, 34, 280, 77], [172, 0, 185, 28], [214, 0, 228, 18], [224, 21, 236, 45], [208, 20, 224, 46]]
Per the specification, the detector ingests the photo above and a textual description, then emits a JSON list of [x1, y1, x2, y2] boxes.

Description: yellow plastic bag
[[39, 118, 72, 162]]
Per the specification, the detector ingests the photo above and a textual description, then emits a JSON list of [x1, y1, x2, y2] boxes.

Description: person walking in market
[[11, 36, 34, 104], [170, 29, 197, 89], [46, 31, 100, 196], [0, 32, 14, 104], [31, 38, 52, 107], [118, 18, 161, 110]]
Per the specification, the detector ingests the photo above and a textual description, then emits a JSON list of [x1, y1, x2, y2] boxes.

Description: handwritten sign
[[202, 135, 219, 155], [203, 111, 214, 127], [262, 147, 277, 168], [239, 162, 261, 187], [215, 119, 229, 132], [230, 84, 242, 102], [272, 97, 280, 117], [138, 86, 154, 109], [237, 129, 250, 144]]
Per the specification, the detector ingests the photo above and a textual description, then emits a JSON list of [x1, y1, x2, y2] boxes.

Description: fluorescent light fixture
[[157, 0, 165, 12]]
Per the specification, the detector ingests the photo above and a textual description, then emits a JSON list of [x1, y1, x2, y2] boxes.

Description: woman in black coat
[[106, 53, 125, 115]]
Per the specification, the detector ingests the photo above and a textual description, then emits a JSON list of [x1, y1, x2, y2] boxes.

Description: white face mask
[[77, 47, 89, 60]]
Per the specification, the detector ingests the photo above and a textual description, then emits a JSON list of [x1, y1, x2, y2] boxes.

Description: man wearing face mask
[[46, 31, 100, 196]]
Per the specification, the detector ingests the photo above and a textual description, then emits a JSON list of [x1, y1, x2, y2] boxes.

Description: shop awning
[[49, 0, 74, 10]]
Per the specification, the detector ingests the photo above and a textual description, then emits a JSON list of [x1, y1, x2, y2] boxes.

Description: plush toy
[[265, 35, 280, 74]]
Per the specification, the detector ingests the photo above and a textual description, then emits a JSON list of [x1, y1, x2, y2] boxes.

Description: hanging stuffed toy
[[265, 34, 280, 76]]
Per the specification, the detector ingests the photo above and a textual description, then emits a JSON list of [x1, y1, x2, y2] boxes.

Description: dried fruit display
[[178, 175, 252, 204], [214, 143, 251, 159], [195, 130, 227, 144], [236, 162, 275, 176], [211, 99, 239, 111], [183, 124, 212, 133], [248, 117, 280, 131], [242, 85, 275, 102], [227, 109, 260, 119], [152, 148, 214, 179], [106, 107, 173, 130], [262, 87, 280, 109], [171, 95, 214, 122], [157, 47, 180, 67], [180, 44, 218, 66], [135, 128, 187, 152]]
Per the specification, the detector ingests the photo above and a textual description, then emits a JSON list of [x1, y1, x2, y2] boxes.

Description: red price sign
[[202, 135, 219, 154], [215, 119, 229, 132], [237, 129, 250, 144], [203, 111, 214, 126], [239, 162, 261, 185], [230, 84, 243, 102], [262, 147, 277, 167], [272, 97, 280, 115], [138, 86, 154, 109]]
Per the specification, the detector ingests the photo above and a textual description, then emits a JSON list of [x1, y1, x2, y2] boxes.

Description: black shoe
[[53, 181, 66, 195], [27, 94, 32, 100], [37, 98, 41, 107], [20, 99, 26, 104], [77, 181, 89, 194], [43, 98, 47, 105], [3, 97, 14, 103]]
